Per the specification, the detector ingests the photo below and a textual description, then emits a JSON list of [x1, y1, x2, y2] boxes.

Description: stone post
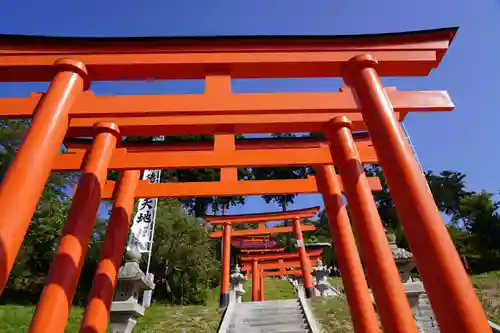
[[110, 250, 155, 333]]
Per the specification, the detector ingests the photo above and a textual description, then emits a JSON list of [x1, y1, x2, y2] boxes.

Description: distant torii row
[[206, 206, 320, 305]]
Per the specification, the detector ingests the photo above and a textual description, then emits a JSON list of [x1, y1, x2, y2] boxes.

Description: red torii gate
[[241, 255, 323, 302], [207, 206, 319, 307], [60, 134, 383, 199], [0, 27, 490, 333], [240, 250, 323, 277]]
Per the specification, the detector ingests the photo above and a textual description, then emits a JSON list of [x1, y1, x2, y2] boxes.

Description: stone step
[[235, 322, 310, 333], [244, 307, 303, 315], [241, 317, 306, 327], [239, 312, 304, 321], [240, 300, 299, 307], [239, 303, 300, 310], [225, 299, 312, 333], [239, 329, 309, 333]]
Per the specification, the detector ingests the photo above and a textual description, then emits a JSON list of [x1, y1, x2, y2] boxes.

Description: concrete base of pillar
[[220, 292, 230, 309], [305, 287, 315, 298]]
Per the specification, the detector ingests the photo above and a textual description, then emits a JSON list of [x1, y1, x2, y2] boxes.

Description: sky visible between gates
[[0, 0, 499, 217]]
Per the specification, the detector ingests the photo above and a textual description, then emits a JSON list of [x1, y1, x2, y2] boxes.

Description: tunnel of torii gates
[[240, 249, 324, 301], [206, 206, 321, 306], [0, 26, 491, 333]]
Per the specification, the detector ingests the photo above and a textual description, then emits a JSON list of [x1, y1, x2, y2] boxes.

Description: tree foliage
[[147, 199, 219, 305]]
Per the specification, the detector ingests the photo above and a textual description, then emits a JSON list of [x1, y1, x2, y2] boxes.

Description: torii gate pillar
[[0, 59, 88, 293], [326, 116, 417, 333], [291, 217, 314, 298], [252, 259, 259, 302], [220, 222, 232, 309], [81, 170, 141, 332], [315, 164, 380, 333], [342, 54, 490, 333], [30, 122, 119, 333]]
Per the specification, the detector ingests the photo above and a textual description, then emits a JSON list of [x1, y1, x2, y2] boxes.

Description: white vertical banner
[[127, 136, 164, 255]]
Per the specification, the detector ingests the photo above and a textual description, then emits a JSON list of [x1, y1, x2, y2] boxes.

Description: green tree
[[0, 119, 30, 180], [426, 170, 473, 222], [147, 199, 219, 305], [457, 191, 500, 272], [365, 165, 472, 248]]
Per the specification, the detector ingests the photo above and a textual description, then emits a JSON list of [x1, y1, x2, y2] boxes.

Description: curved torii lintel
[[206, 206, 320, 225]]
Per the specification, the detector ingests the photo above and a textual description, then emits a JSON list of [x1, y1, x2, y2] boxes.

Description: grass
[[132, 284, 223, 333], [134, 303, 221, 333], [241, 278, 297, 302], [328, 277, 345, 295], [309, 296, 354, 333], [472, 270, 500, 323], [0, 304, 84, 332], [0, 301, 221, 333], [6, 272, 499, 333]]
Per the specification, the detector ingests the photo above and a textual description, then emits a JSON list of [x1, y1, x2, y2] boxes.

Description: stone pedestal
[[110, 250, 155, 333], [404, 281, 439, 333], [387, 233, 439, 333]]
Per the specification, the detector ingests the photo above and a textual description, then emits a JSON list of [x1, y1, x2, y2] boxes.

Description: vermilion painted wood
[[239, 248, 285, 253], [248, 269, 303, 278], [215, 134, 238, 183], [30, 123, 119, 333], [315, 164, 380, 333], [96, 177, 383, 200], [0, 89, 453, 118], [52, 146, 379, 171], [0, 59, 88, 294], [232, 239, 276, 249], [66, 112, 392, 136], [240, 249, 323, 262], [63, 136, 372, 152], [206, 206, 319, 225], [259, 274, 264, 301], [80, 170, 140, 333], [292, 218, 314, 295], [0, 27, 456, 81], [0, 27, 466, 330], [251, 260, 259, 302], [241, 254, 322, 265], [210, 225, 316, 238], [343, 54, 491, 333], [220, 222, 232, 307], [241, 258, 320, 271], [325, 117, 417, 333]]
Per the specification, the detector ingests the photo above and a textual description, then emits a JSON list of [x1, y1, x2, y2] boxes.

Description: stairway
[[225, 299, 313, 333]]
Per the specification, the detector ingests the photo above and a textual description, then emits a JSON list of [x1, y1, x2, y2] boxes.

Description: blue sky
[[0, 1, 499, 217]]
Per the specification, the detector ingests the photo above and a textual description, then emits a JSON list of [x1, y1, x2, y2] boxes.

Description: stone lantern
[[109, 250, 155, 333], [312, 259, 338, 297], [387, 233, 414, 283], [230, 264, 247, 303]]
